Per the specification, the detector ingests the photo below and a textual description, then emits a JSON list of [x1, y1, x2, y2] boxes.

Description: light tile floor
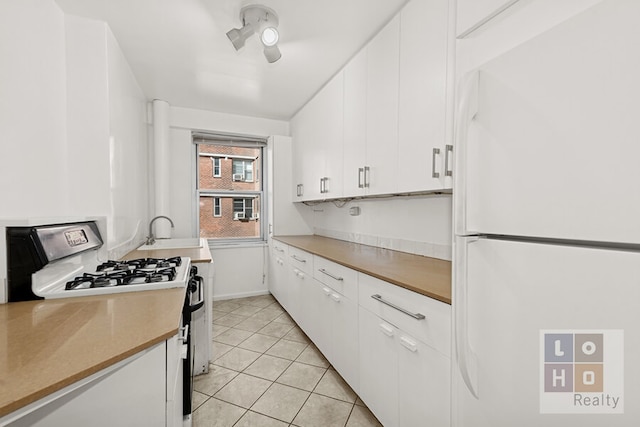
[[193, 294, 383, 427]]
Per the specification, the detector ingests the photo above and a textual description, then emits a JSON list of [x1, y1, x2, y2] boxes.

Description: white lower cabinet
[[397, 332, 450, 427], [316, 281, 359, 391], [358, 273, 451, 427], [358, 308, 399, 427], [5, 342, 168, 427], [166, 333, 185, 427], [269, 241, 450, 427], [359, 307, 451, 427], [268, 242, 290, 310]]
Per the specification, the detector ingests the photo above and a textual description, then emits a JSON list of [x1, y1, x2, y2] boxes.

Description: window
[[195, 132, 266, 242], [232, 159, 253, 182], [212, 158, 221, 177]]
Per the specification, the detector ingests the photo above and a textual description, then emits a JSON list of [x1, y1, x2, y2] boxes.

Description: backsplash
[[314, 227, 452, 261]]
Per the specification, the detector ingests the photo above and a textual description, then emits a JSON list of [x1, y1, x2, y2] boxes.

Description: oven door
[[183, 270, 204, 417]]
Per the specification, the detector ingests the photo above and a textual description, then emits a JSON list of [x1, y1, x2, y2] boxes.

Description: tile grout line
[[201, 295, 377, 426]]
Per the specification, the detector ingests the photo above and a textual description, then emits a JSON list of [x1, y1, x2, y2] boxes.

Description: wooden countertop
[[274, 235, 451, 305], [0, 288, 185, 418]]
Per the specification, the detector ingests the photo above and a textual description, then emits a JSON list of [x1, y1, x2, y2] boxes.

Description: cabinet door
[[343, 49, 367, 198], [268, 244, 289, 309], [366, 15, 400, 196], [318, 72, 345, 199], [398, 0, 452, 192], [328, 290, 359, 393], [397, 333, 450, 427], [291, 72, 344, 201], [287, 266, 307, 328], [310, 281, 334, 361], [295, 100, 324, 201], [359, 308, 398, 427]]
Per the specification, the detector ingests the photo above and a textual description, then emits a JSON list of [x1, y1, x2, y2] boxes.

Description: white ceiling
[[55, 0, 408, 120]]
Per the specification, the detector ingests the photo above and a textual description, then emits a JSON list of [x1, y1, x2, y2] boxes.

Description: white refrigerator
[[453, 0, 640, 425]]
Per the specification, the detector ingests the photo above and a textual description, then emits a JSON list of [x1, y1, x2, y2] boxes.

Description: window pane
[[199, 145, 260, 191], [199, 195, 261, 239]]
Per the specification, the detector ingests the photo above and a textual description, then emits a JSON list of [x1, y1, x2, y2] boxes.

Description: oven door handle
[[189, 275, 205, 312]]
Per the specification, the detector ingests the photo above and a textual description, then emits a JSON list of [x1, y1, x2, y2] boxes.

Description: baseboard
[[212, 289, 271, 301]]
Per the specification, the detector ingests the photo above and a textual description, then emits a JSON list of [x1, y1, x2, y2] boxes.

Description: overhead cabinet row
[[291, 0, 453, 202]]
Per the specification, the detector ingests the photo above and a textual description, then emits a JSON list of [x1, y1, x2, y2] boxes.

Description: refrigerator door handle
[[454, 237, 479, 398], [453, 71, 479, 236]]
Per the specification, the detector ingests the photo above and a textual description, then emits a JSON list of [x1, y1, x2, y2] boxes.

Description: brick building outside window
[[198, 142, 263, 240]]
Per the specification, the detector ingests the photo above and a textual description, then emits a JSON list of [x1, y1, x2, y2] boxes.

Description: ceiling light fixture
[[226, 4, 282, 63]]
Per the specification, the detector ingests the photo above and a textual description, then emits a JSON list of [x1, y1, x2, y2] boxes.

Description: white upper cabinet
[[291, 72, 344, 201], [365, 15, 400, 196], [343, 49, 368, 198], [292, 0, 454, 201], [456, 0, 520, 37], [398, 0, 452, 192]]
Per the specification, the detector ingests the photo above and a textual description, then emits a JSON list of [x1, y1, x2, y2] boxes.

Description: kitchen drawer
[[271, 241, 289, 259], [313, 256, 358, 300], [289, 246, 313, 274], [358, 273, 451, 356]]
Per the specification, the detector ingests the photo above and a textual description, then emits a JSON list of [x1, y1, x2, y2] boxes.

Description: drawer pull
[[274, 246, 285, 253], [291, 255, 307, 263], [318, 268, 344, 281], [371, 294, 426, 320], [400, 336, 418, 352], [379, 323, 395, 337], [323, 287, 332, 296], [330, 293, 341, 303]]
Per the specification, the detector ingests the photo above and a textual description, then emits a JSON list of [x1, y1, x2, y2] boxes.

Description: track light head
[[226, 4, 282, 62]]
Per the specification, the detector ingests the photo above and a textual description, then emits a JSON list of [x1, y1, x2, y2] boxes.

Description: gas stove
[[3, 220, 190, 301]]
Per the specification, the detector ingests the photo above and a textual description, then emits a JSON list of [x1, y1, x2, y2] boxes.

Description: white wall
[[0, 2, 149, 258], [165, 106, 291, 298], [209, 246, 269, 300], [310, 195, 453, 260], [0, 0, 69, 217]]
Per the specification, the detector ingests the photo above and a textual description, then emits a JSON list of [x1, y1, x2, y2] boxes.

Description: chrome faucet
[[146, 215, 174, 245]]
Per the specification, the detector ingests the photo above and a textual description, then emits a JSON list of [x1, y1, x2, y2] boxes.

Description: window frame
[[213, 197, 221, 217], [194, 132, 268, 245], [212, 158, 221, 177]]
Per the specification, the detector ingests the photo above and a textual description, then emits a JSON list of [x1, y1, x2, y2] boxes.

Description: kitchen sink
[[137, 238, 204, 250]]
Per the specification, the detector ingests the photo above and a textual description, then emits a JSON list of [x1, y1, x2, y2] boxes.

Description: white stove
[[3, 220, 190, 301]]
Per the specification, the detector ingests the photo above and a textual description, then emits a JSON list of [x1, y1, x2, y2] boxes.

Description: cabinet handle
[[379, 323, 395, 337], [445, 144, 453, 177], [363, 166, 370, 188], [358, 168, 364, 188], [432, 148, 441, 178], [320, 177, 329, 194], [330, 293, 341, 303], [323, 287, 332, 296], [297, 184, 304, 197], [178, 324, 189, 342], [291, 255, 307, 263], [274, 246, 285, 253], [371, 294, 426, 320], [400, 336, 418, 352], [318, 268, 343, 282]]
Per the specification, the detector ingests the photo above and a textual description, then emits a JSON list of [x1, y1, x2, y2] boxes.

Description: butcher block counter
[[0, 288, 185, 419], [274, 235, 451, 304]]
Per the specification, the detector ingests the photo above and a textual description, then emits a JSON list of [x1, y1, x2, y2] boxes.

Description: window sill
[[206, 239, 268, 249]]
